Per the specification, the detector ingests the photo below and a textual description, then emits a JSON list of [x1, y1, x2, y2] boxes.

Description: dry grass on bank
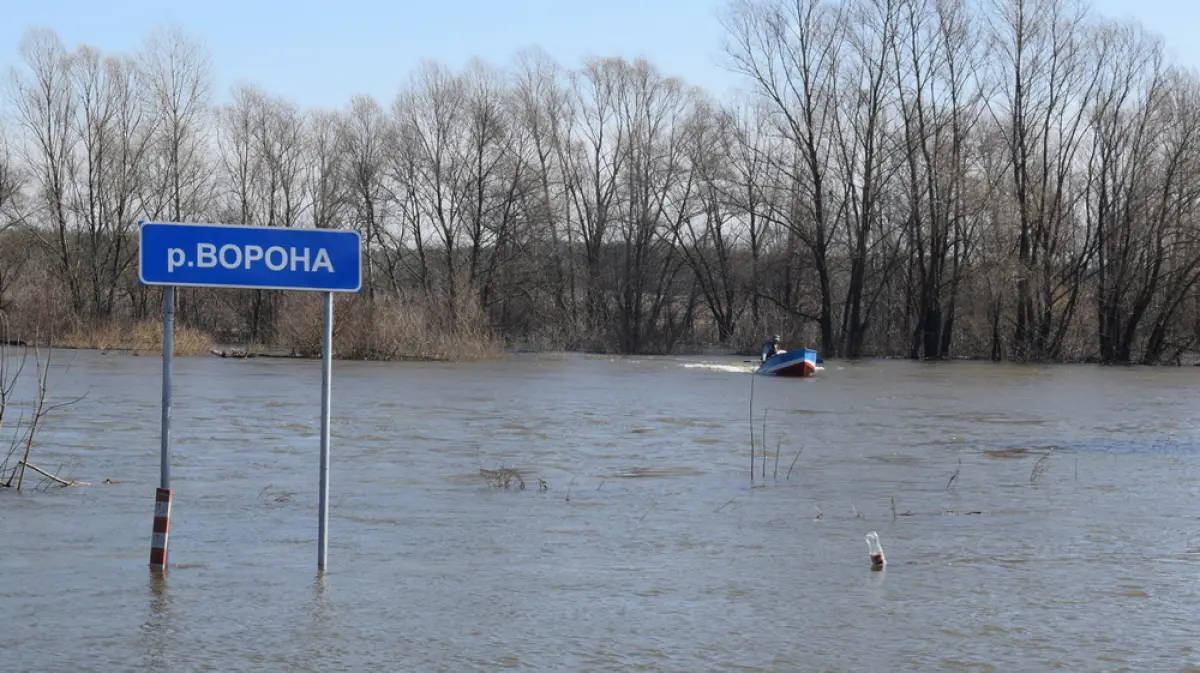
[[5, 288, 502, 362], [276, 292, 504, 362], [58, 319, 215, 356]]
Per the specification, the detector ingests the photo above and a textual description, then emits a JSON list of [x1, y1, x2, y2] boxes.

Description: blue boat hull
[[756, 349, 819, 377]]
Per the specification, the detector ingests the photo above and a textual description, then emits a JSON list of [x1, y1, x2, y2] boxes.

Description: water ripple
[[3, 352, 1200, 670]]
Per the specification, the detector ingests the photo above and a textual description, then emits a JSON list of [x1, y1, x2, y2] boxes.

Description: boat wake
[[680, 362, 754, 374]]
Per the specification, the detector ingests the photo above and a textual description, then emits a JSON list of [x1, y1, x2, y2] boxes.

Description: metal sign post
[[160, 285, 174, 492], [317, 291, 333, 568], [139, 221, 362, 571]]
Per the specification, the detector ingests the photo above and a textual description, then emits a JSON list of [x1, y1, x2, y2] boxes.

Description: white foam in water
[[680, 361, 827, 375], [680, 363, 754, 374]]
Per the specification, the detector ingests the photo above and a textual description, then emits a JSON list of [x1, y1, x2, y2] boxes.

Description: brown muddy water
[[2, 350, 1200, 671]]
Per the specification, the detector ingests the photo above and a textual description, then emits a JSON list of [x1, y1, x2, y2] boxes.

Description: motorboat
[[756, 348, 820, 377]]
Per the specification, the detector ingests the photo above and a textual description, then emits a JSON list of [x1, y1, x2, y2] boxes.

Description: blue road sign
[[139, 222, 362, 292]]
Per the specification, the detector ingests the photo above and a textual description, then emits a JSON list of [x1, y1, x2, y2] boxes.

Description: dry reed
[[58, 319, 214, 356], [277, 292, 503, 362], [785, 445, 804, 480], [748, 371, 755, 482], [946, 456, 962, 491], [1031, 448, 1054, 483]]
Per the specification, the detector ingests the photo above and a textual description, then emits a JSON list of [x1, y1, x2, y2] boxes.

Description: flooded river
[[2, 350, 1199, 671]]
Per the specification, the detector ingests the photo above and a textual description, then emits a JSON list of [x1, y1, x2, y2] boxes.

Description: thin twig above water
[[761, 408, 769, 479], [748, 372, 756, 483], [639, 503, 657, 523], [786, 445, 804, 480], [1, 330, 88, 490], [946, 456, 962, 492], [1031, 448, 1054, 483]]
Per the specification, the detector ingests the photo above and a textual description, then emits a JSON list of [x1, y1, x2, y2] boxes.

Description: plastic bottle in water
[[866, 531, 886, 570]]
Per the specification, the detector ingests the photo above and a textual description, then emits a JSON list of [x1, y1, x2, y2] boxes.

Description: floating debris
[[866, 531, 886, 570], [479, 467, 525, 490]]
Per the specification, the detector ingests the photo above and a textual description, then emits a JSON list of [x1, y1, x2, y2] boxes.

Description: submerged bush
[[59, 319, 215, 356], [276, 292, 503, 362]]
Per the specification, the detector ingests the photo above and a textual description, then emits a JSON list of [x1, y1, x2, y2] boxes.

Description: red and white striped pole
[[150, 487, 172, 567]]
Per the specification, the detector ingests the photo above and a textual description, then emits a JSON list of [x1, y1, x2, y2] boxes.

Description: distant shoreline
[[14, 338, 1199, 368]]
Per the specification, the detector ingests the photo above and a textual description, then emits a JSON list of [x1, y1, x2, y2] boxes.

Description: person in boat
[[761, 334, 786, 361]]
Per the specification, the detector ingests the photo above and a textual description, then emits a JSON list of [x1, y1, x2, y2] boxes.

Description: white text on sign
[[166, 244, 336, 274]]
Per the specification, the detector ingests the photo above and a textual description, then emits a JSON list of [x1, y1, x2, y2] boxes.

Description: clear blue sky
[[1, 0, 1197, 110]]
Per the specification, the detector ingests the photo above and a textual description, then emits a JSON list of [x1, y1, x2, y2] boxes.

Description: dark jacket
[[762, 342, 778, 361]]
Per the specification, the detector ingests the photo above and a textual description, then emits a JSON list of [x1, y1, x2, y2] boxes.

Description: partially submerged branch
[[0, 324, 88, 491], [785, 445, 805, 480], [479, 466, 527, 490], [1031, 448, 1054, 484], [18, 459, 88, 487]]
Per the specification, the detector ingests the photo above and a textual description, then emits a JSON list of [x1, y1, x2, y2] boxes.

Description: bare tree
[[5, 16, 1200, 364], [720, 0, 846, 355], [136, 24, 216, 324], [1086, 20, 1169, 363], [1134, 71, 1200, 364], [139, 23, 215, 224], [7, 29, 81, 315], [675, 101, 746, 343], [0, 124, 29, 313], [892, 0, 987, 358], [559, 57, 630, 342], [339, 95, 391, 299], [215, 85, 310, 343], [831, 0, 905, 357], [0, 123, 25, 231], [510, 47, 579, 340], [393, 62, 468, 313], [609, 59, 701, 353], [721, 99, 785, 336], [984, 0, 1105, 361], [306, 108, 349, 231], [68, 46, 154, 319], [459, 58, 525, 311]]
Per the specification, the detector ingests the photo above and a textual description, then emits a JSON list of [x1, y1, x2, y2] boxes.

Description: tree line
[[2, 0, 1200, 363]]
